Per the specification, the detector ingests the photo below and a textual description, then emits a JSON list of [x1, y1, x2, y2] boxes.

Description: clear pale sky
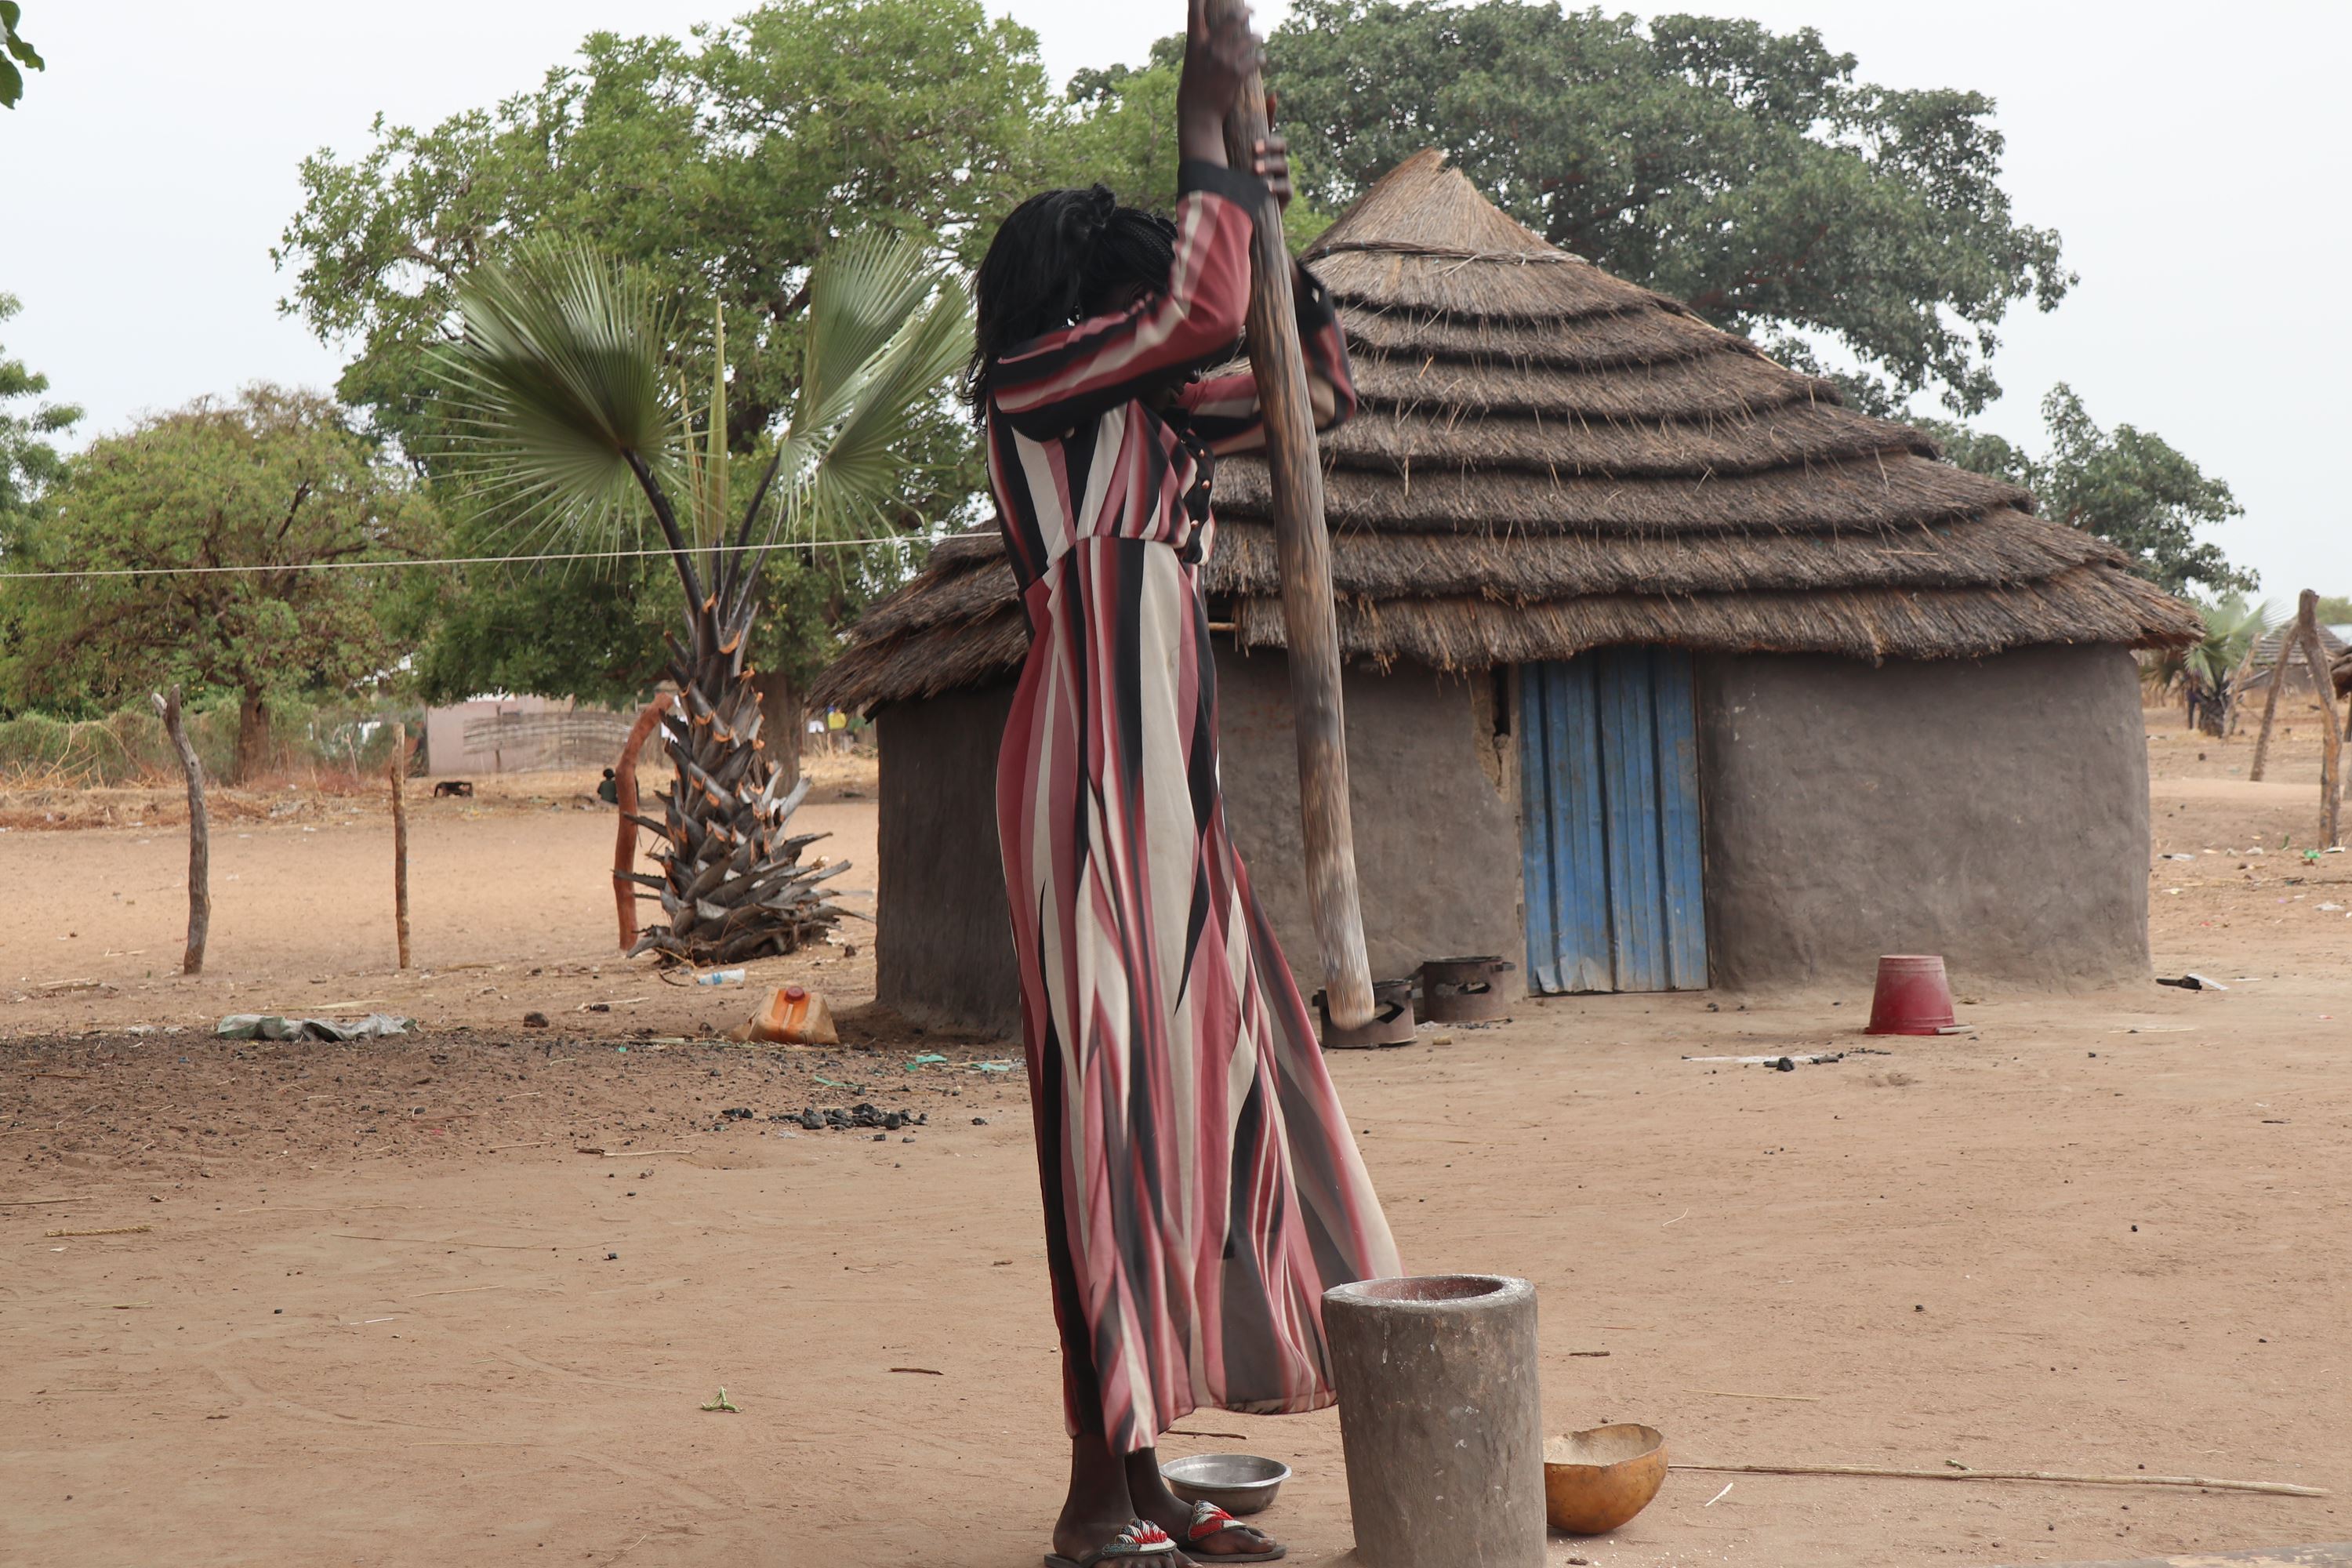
[[4, 1, 2341, 597]]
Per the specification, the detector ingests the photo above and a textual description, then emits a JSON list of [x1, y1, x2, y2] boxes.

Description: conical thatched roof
[[2241, 622, 2351, 695], [815, 151, 2198, 711]]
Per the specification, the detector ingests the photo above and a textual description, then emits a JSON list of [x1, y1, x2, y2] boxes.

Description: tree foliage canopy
[[1, 2, 42, 110], [0, 387, 435, 779], [0, 292, 76, 541], [1062, 37, 1338, 256], [1926, 385, 2249, 597], [276, 0, 1052, 706], [1265, 0, 2071, 415]]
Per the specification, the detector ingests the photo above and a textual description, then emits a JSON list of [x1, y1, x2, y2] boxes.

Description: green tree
[[1062, 38, 1338, 254], [435, 234, 967, 962], [1, 2, 42, 109], [0, 387, 435, 781], [0, 292, 77, 540], [1925, 384, 2249, 597], [1260, 1, 2069, 415], [2314, 596, 2352, 625], [274, 0, 1049, 729]]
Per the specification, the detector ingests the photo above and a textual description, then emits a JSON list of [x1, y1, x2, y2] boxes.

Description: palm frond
[[2183, 593, 2275, 692], [432, 243, 684, 544], [723, 232, 972, 615], [792, 283, 974, 538], [797, 230, 956, 433]]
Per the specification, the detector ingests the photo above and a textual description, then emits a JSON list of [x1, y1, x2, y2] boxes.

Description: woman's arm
[[1177, 263, 1359, 456], [988, 2, 1268, 440], [1173, 125, 1356, 454], [988, 167, 1264, 441]]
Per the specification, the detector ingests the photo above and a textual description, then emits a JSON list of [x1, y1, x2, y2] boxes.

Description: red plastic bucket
[[1867, 955, 1956, 1035]]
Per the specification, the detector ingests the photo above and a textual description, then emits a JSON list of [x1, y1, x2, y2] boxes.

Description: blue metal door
[[1519, 648, 1707, 993]]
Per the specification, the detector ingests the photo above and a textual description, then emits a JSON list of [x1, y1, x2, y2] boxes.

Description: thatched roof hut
[[817, 150, 2194, 712], [817, 151, 2193, 1034], [2241, 622, 2352, 699]]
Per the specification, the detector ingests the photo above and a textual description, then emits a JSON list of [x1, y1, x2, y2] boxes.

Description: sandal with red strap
[[1045, 1518, 1184, 1568], [1179, 1500, 1286, 1563]]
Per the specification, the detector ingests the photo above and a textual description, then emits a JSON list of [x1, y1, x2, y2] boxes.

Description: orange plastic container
[[732, 984, 839, 1046]]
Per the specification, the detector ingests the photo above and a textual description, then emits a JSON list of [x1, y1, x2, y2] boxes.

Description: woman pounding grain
[[967, 5, 1400, 1564]]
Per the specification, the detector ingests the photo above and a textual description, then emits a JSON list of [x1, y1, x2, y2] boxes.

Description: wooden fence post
[[151, 686, 209, 976], [613, 693, 675, 951], [2294, 591, 2343, 848], [390, 720, 412, 970], [2248, 630, 2289, 782]]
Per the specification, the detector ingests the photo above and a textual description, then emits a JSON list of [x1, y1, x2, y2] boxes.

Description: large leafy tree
[[436, 234, 968, 963], [1926, 385, 2249, 597], [1063, 38, 1338, 256], [0, 387, 434, 781], [274, 0, 1055, 731], [0, 292, 77, 543], [1263, 1, 2071, 415], [1, 2, 42, 110]]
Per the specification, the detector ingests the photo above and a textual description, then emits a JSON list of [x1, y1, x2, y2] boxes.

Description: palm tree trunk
[[622, 580, 846, 966], [753, 667, 803, 790]]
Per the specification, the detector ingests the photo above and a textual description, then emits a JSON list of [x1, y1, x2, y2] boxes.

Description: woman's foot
[[1124, 1449, 1283, 1561], [1057, 1436, 1195, 1565], [1049, 1519, 1185, 1566]]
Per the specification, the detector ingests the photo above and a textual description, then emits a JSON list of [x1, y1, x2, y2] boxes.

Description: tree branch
[[720, 443, 790, 622], [623, 449, 713, 659], [274, 481, 315, 542]]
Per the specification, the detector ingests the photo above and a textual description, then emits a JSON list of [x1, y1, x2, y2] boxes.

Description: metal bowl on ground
[[1160, 1453, 1292, 1516], [1544, 1424, 1667, 1535]]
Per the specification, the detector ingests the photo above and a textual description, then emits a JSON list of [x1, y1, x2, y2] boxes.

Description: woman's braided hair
[[965, 184, 1179, 421]]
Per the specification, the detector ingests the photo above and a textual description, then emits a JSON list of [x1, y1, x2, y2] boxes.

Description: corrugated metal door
[[1519, 648, 1707, 993]]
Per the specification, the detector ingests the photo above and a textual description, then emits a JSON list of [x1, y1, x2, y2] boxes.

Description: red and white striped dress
[[987, 161, 1402, 1455]]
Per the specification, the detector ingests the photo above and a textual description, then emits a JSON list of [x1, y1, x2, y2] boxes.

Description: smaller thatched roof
[[2241, 622, 2352, 696], [815, 151, 2198, 712]]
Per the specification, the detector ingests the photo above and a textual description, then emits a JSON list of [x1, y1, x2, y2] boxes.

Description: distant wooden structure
[[2249, 592, 2345, 844], [2240, 622, 2350, 700], [422, 696, 636, 776]]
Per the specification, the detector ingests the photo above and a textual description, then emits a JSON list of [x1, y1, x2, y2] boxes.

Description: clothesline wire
[[0, 535, 928, 583]]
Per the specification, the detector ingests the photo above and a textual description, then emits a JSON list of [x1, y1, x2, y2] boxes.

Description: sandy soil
[[3, 727, 2349, 1567]]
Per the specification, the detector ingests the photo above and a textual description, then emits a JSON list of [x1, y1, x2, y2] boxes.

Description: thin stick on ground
[[1670, 1461, 2327, 1497], [45, 1225, 152, 1237]]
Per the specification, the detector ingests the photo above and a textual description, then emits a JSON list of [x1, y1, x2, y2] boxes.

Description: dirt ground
[[3, 718, 2348, 1567]]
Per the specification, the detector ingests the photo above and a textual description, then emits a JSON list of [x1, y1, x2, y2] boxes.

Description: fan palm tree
[[436, 235, 971, 964], [2179, 593, 2274, 738]]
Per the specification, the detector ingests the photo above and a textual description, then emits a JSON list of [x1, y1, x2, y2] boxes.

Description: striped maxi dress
[[986, 160, 1403, 1456]]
